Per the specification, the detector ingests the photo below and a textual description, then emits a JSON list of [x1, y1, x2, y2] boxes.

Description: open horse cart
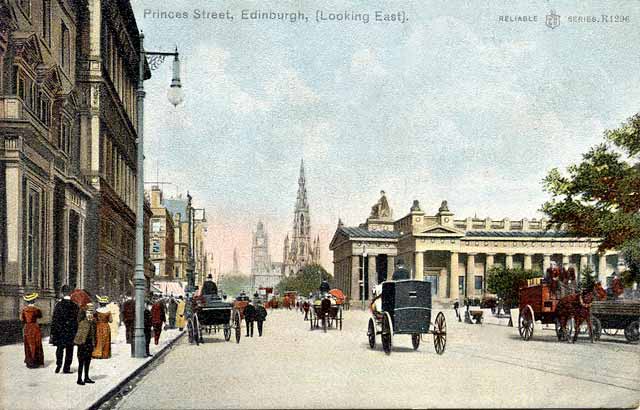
[[188, 294, 241, 345], [591, 299, 640, 343], [309, 295, 343, 332], [367, 280, 447, 355]]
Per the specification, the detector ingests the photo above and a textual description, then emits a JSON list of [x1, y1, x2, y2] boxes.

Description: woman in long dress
[[92, 296, 112, 359], [175, 296, 186, 330], [21, 293, 44, 368]]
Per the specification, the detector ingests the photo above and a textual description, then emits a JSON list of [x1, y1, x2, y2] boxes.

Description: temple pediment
[[417, 224, 465, 237]]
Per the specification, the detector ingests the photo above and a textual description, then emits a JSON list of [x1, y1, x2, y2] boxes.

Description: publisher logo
[[545, 10, 561, 29]]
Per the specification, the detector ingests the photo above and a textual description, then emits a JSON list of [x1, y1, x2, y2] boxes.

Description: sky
[[130, 0, 640, 274]]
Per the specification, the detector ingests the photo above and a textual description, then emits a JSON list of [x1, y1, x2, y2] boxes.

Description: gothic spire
[[296, 158, 307, 209]]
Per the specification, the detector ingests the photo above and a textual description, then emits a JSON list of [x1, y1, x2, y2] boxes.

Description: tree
[[579, 266, 597, 290], [277, 264, 332, 296], [486, 267, 541, 308], [542, 113, 640, 284], [218, 275, 250, 297]]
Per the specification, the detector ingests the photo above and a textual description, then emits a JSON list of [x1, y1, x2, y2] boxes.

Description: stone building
[[0, 0, 93, 341], [251, 221, 282, 290], [282, 160, 321, 276], [330, 192, 624, 304], [148, 185, 175, 279]]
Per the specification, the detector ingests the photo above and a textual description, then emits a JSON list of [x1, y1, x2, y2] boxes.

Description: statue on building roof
[[370, 190, 392, 219], [410, 199, 422, 212], [438, 200, 450, 213]]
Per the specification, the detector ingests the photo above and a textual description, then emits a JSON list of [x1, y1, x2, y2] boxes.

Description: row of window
[[104, 29, 137, 127], [19, 0, 70, 72], [100, 219, 134, 258], [101, 135, 136, 210]]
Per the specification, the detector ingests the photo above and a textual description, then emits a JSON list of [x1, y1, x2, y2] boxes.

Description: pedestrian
[[256, 301, 268, 337], [453, 300, 461, 322], [50, 285, 79, 373], [303, 300, 310, 320], [151, 298, 166, 345], [175, 296, 186, 331], [144, 300, 153, 357], [74, 304, 96, 385], [122, 297, 135, 355], [244, 301, 256, 337], [21, 292, 44, 368], [107, 300, 120, 341], [92, 296, 112, 359], [168, 296, 178, 329]]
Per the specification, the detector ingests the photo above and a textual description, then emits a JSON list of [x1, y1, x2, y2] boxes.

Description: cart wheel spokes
[[433, 312, 447, 355], [381, 312, 392, 355], [624, 321, 639, 343], [194, 314, 203, 344], [339, 307, 343, 331], [518, 305, 534, 341], [224, 324, 231, 341], [187, 319, 195, 344], [367, 318, 376, 349]]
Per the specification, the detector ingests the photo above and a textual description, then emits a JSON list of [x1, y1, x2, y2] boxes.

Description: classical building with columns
[[330, 192, 624, 305]]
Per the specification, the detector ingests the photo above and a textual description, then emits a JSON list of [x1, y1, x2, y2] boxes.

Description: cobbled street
[[113, 308, 639, 409]]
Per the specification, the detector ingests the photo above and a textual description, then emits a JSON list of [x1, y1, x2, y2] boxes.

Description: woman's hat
[[96, 295, 109, 304], [23, 293, 38, 302]]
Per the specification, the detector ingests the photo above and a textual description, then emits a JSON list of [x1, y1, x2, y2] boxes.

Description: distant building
[[330, 192, 625, 304], [282, 160, 321, 276], [251, 221, 282, 289], [148, 186, 175, 279]]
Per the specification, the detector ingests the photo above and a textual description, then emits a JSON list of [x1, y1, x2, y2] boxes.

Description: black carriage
[[309, 296, 343, 332], [367, 280, 447, 355], [591, 299, 640, 343], [187, 294, 241, 345]]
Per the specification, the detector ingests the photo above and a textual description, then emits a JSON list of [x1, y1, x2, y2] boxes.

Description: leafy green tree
[[277, 264, 333, 296], [620, 238, 640, 287], [486, 267, 542, 308], [579, 266, 597, 290], [218, 274, 250, 297], [542, 113, 640, 285]]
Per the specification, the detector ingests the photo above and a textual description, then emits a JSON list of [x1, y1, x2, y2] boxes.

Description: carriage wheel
[[381, 312, 393, 355], [224, 324, 231, 341], [591, 317, 601, 342], [411, 334, 420, 350], [433, 312, 447, 355], [187, 319, 195, 344], [234, 311, 241, 344], [339, 306, 343, 331], [322, 314, 328, 333], [194, 314, 203, 344], [367, 318, 376, 349], [624, 321, 639, 343], [518, 305, 534, 341]]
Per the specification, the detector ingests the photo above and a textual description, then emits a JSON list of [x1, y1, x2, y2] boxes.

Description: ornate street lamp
[[133, 33, 184, 359]]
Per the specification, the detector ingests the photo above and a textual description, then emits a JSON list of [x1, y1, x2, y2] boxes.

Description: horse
[[556, 282, 607, 343]]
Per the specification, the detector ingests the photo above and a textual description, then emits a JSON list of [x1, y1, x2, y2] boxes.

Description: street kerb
[[87, 331, 185, 410]]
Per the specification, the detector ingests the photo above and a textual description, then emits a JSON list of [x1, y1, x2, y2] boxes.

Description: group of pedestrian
[[243, 300, 268, 337]]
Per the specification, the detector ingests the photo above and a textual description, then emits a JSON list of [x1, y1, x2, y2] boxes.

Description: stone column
[[562, 254, 570, 268], [350, 256, 360, 303], [543, 254, 552, 272], [580, 254, 589, 273], [466, 253, 476, 297], [449, 251, 459, 300], [438, 268, 448, 298], [523, 254, 532, 271], [598, 254, 608, 283], [485, 253, 495, 270], [367, 255, 377, 300], [414, 251, 424, 280], [5, 157, 23, 285], [63, 208, 70, 285], [505, 253, 514, 269], [386, 255, 395, 281], [78, 217, 86, 289]]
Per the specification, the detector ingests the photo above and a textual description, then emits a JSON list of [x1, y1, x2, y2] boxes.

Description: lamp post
[[361, 245, 367, 311], [133, 33, 184, 358]]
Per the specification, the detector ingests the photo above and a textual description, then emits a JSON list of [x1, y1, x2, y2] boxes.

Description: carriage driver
[[201, 274, 218, 296], [320, 279, 331, 295], [369, 258, 410, 314]]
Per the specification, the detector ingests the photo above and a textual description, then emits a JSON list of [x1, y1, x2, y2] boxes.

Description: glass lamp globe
[[167, 85, 184, 107]]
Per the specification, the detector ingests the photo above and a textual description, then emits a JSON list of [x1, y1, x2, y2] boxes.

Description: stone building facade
[[0, 0, 93, 341], [282, 160, 321, 276], [330, 192, 624, 304], [148, 185, 175, 279], [251, 221, 282, 290]]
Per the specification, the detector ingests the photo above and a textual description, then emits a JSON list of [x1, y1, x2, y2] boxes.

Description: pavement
[[0, 324, 183, 410], [113, 307, 640, 409]]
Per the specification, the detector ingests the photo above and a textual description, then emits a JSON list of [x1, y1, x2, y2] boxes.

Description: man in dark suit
[[50, 285, 79, 374], [255, 301, 268, 336], [244, 302, 256, 337], [202, 274, 218, 296]]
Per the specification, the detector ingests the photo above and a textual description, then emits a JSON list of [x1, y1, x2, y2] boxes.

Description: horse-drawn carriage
[[187, 293, 241, 345], [367, 279, 447, 355], [309, 294, 343, 332], [518, 278, 606, 342], [591, 299, 640, 343], [233, 292, 251, 320]]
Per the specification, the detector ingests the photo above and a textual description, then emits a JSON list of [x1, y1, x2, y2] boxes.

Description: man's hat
[[96, 295, 109, 304], [23, 293, 38, 302], [60, 284, 71, 295]]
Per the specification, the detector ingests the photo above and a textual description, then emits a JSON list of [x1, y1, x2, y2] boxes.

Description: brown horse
[[556, 282, 607, 343]]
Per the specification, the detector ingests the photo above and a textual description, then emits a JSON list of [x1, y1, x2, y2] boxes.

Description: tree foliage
[[579, 266, 597, 290], [542, 113, 640, 284], [486, 267, 541, 308], [218, 274, 250, 297], [277, 264, 333, 297]]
